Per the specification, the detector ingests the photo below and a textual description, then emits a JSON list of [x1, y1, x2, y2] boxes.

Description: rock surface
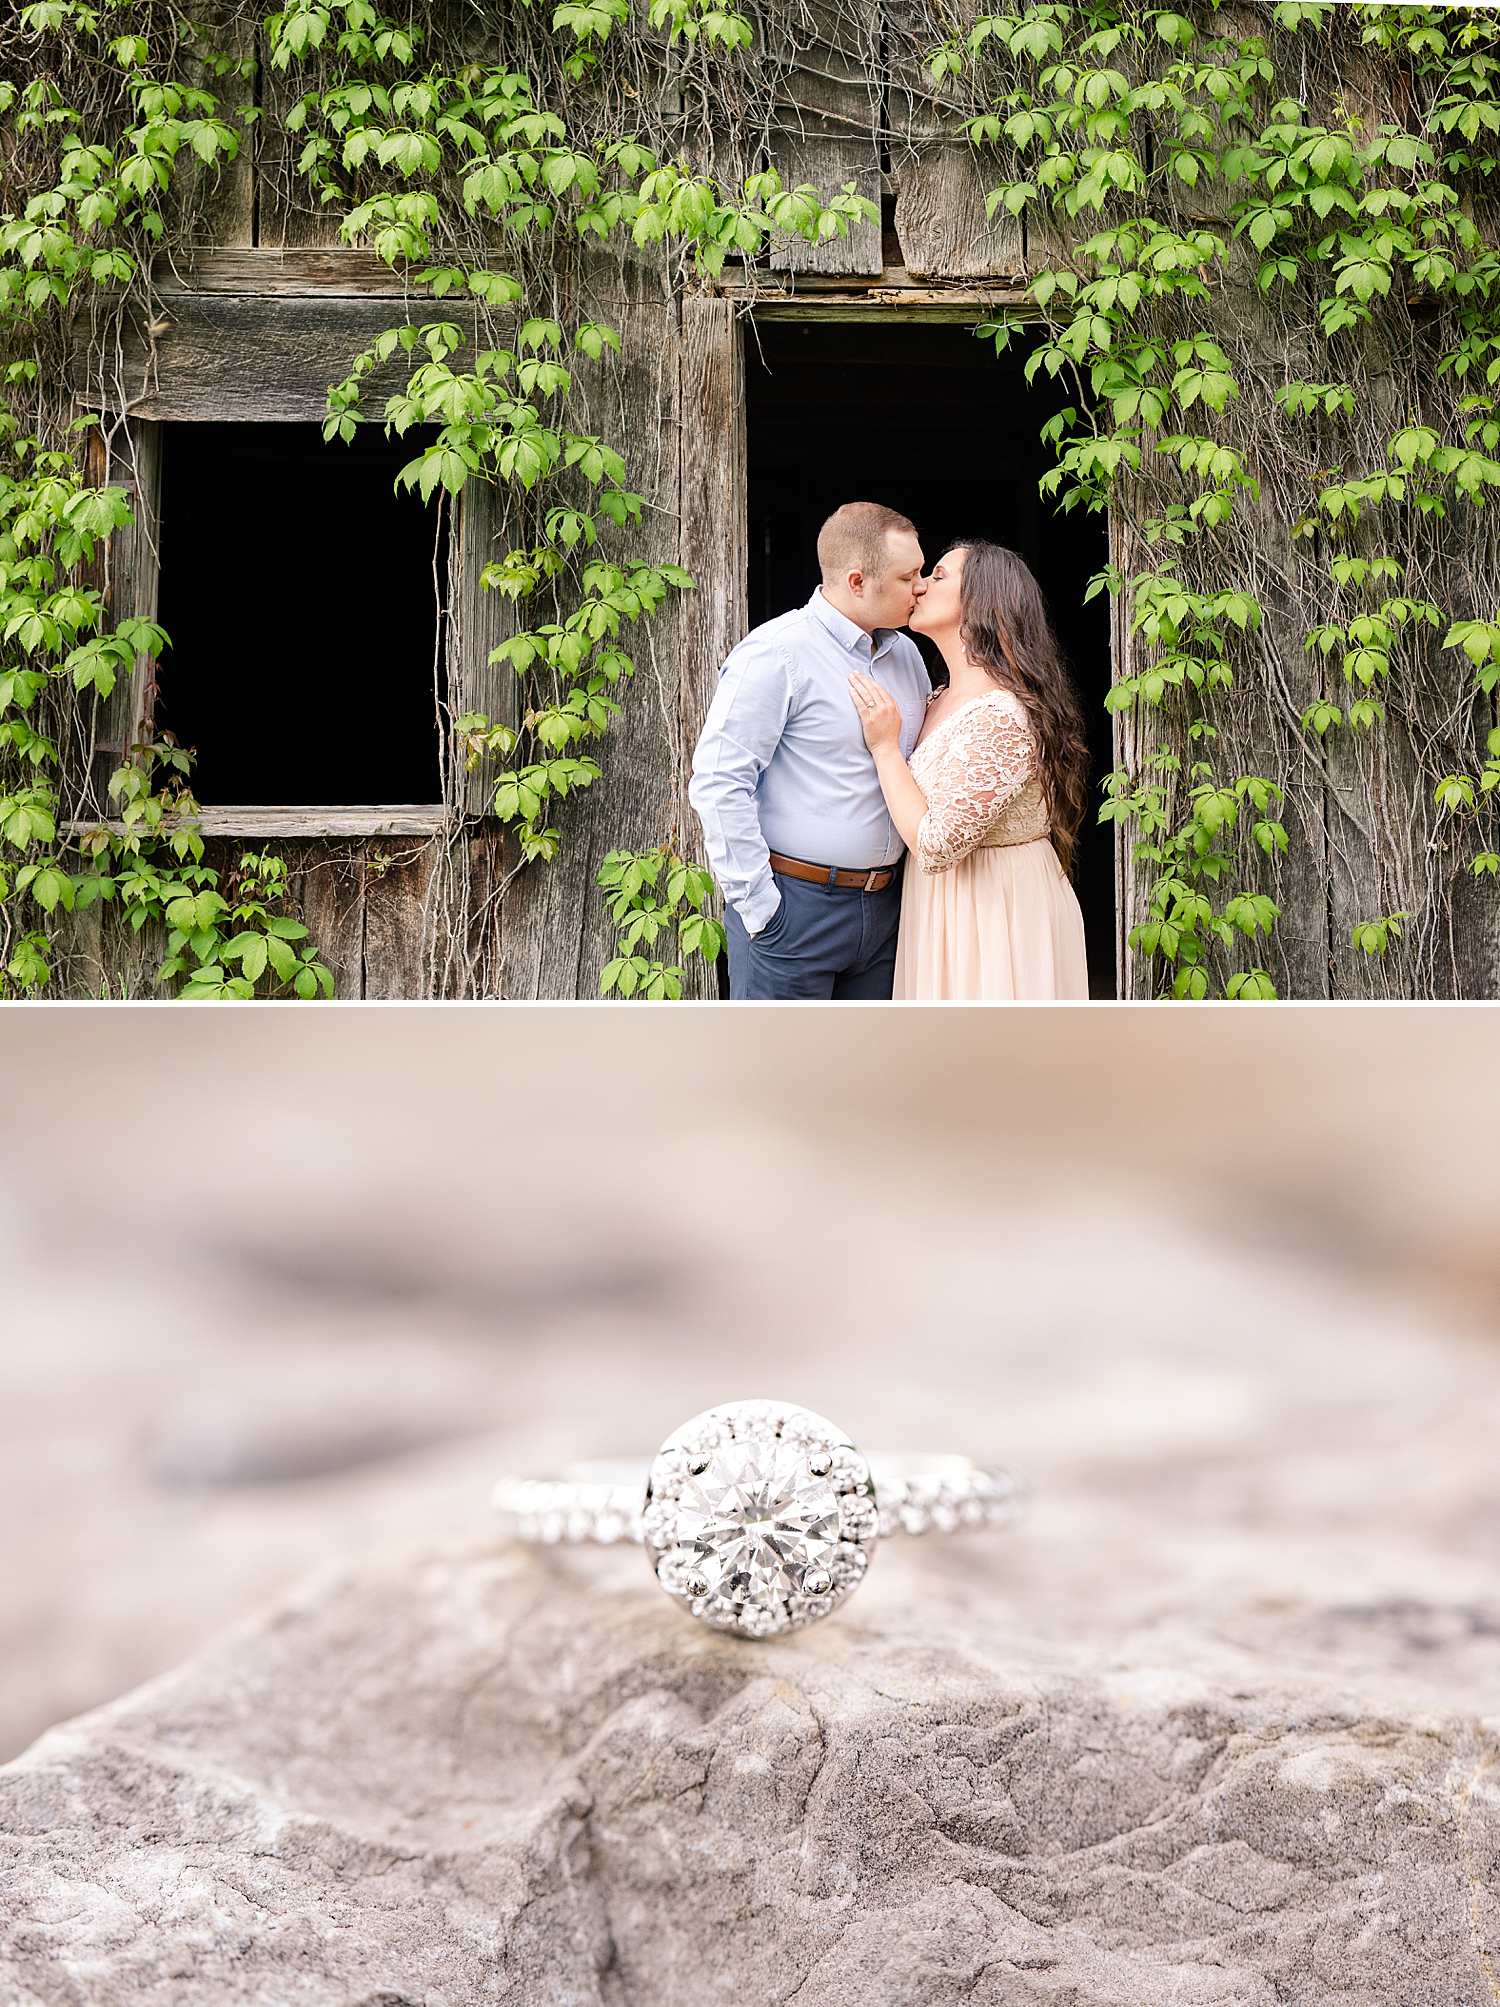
[[5, 1529, 1500, 2006]]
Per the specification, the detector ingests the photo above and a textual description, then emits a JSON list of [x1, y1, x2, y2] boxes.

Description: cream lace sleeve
[[916, 700, 1038, 873]]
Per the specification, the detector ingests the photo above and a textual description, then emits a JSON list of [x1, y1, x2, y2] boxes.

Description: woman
[[849, 540, 1090, 1000]]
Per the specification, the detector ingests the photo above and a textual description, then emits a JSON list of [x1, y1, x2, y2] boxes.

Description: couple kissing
[[689, 501, 1091, 1001]]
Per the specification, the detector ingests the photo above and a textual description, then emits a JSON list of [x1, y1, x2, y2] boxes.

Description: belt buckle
[[864, 869, 881, 892]]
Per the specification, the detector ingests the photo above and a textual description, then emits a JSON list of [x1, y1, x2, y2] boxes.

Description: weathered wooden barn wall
[[60, 5, 1039, 1000], [60, 0, 1500, 999], [59, 834, 457, 999], [1109, 14, 1500, 1000], [64, 244, 747, 998]]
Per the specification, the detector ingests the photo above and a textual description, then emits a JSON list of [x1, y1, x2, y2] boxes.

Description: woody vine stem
[[3, 0, 1500, 996]]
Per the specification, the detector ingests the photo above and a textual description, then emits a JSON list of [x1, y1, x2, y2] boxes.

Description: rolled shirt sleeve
[[688, 633, 795, 936]]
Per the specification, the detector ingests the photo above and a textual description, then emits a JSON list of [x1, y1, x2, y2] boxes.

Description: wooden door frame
[[721, 292, 1125, 998], [678, 296, 748, 854]]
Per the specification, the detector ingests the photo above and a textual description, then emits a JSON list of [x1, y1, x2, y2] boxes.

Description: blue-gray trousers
[[724, 863, 905, 1000]]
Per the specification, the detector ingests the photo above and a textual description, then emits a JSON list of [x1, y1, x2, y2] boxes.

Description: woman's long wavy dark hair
[[946, 539, 1091, 878]]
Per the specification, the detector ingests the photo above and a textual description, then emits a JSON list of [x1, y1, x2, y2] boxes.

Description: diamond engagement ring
[[492, 1398, 1022, 1640]]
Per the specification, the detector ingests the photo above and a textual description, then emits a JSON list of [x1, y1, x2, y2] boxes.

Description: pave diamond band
[[493, 1399, 1021, 1640], [492, 1473, 647, 1549], [492, 1457, 1022, 1546]]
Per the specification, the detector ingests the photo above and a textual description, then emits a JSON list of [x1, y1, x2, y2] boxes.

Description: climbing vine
[[940, 0, 1500, 996], [6, 0, 1500, 995], [0, 0, 871, 994]]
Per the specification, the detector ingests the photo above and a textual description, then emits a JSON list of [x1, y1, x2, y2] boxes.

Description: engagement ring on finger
[[492, 1398, 1022, 1640]]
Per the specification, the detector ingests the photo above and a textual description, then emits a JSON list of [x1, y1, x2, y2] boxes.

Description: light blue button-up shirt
[[689, 588, 930, 934]]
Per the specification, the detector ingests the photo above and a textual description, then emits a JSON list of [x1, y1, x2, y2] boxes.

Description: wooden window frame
[[75, 261, 489, 840], [95, 413, 459, 840]]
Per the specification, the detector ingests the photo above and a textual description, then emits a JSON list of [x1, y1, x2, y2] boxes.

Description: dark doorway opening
[[154, 422, 447, 806], [745, 318, 1115, 998]]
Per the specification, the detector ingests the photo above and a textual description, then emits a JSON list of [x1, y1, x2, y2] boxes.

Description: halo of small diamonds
[[644, 1400, 877, 1638]]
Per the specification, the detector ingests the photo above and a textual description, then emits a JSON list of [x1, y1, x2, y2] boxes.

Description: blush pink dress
[[892, 688, 1089, 1000]]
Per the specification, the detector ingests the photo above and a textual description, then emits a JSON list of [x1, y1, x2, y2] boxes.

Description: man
[[689, 501, 930, 1000]]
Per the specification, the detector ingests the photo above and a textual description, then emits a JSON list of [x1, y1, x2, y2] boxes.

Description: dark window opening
[[745, 318, 1115, 1000], [154, 422, 447, 806]]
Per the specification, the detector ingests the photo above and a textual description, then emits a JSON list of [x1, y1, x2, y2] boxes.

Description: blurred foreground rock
[[5, 1532, 1500, 2007]]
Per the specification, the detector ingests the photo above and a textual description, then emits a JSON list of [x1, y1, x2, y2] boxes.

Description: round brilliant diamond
[[645, 1401, 879, 1638]]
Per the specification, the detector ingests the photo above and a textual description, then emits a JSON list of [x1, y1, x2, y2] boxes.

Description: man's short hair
[[817, 502, 918, 586]]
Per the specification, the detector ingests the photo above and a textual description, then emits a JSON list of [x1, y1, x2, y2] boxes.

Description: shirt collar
[[808, 586, 898, 660]]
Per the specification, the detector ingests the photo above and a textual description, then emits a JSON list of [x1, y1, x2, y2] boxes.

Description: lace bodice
[[909, 688, 1049, 873]]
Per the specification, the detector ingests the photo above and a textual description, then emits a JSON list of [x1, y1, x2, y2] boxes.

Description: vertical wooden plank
[[1308, 318, 1483, 1000], [164, 11, 256, 251], [768, 123, 883, 277], [1107, 512, 1137, 999], [58, 420, 163, 995], [1452, 577, 1500, 997], [361, 839, 438, 997], [498, 251, 685, 998], [255, 64, 345, 248], [428, 829, 507, 999], [452, 477, 519, 818], [884, 5, 1023, 280], [292, 845, 366, 998], [1220, 278, 1349, 1000], [1320, 636, 1494, 1000], [427, 493, 509, 998], [1309, 319, 1402, 999], [65, 423, 112, 833], [679, 295, 746, 752], [677, 295, 745, 1000], [889, 137, 1025, 280], [1227, 526, 1335, 1002], [95, 421, 162, 799], [1445, 779, 1500, 995], [767, 2, 882, 277]]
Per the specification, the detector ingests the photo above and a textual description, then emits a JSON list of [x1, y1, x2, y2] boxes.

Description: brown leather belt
[[768, 850, 897, 893]]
